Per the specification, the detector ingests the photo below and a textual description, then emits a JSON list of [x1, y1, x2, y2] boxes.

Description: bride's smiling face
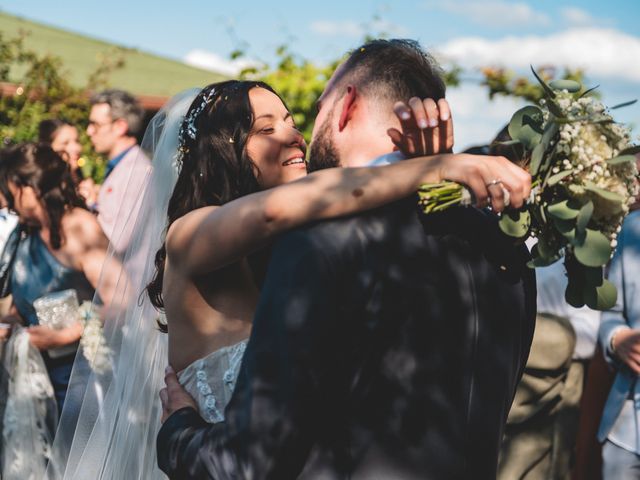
[[246, 87, 307, 189]]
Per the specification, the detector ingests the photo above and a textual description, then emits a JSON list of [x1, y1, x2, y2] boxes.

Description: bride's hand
[[160, 366, 198, 423], [387, 97, 454, 157], [437, 153, 531, 212]]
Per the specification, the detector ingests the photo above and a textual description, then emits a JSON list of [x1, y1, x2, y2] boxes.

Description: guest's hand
[[78, 178, 99, 206], [27, 321, 83, 350], [612, 328, 640, 374], [387, 97, 453, 157], [160, 365, 198, 423]]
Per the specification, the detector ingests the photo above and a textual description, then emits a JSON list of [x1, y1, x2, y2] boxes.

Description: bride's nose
[[287, 126, 306, 149]]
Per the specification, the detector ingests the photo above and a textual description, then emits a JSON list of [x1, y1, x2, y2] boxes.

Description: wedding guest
[[0, 143, 118, 411], [38, 119, 99, 208], [498, 257, 601, 479], [87, 89, 150, 255], [597, 153, 640, 480]]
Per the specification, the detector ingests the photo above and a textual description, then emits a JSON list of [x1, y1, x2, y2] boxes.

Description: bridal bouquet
[[418, 69, 639, 310]]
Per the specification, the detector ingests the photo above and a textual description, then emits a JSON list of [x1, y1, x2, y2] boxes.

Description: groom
[[157, 39, 536, 479]]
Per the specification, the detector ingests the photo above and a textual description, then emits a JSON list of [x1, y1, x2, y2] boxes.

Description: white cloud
[[447, 83, 526, 150], [423, 0, 550, 27], [310, 19, 409, 38], [183, 49, 258, 77], [561, 7, 598, 27], [436, 28, 640, 82]]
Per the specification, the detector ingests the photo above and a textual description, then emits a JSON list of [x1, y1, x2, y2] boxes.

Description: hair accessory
[[176, 87, 219, 163], [229, 138, 234, 144]]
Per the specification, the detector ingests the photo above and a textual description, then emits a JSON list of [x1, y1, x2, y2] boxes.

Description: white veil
[[45, 89, 200, 480]]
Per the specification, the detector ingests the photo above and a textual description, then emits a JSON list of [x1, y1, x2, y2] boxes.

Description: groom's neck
[[340, 121, 396, 168]]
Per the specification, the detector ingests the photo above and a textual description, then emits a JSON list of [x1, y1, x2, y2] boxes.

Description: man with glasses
[[87, 89, 150, 255]]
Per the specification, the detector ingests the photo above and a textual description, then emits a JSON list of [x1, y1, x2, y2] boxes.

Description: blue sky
[[1, 0, 639, 148]]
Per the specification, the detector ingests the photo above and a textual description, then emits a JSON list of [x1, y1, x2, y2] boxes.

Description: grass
[[0, 11, 228, 97]]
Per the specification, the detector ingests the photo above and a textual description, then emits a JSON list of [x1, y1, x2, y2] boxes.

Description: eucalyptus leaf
[[554, 218, 576, 242], [607, 155, 636, 165], [584, 182, 625, 204], [611, 99, 638, 110], [508, 106, 544, 150], [527, 244, 560, 268], [499, 210, 531, 238], [576, 200, 594, 233], [530, 65, 556, 98], [546, 99, 565, 118], [547, 200, 580, 220], [583, 266, 604, 287], [565, 281, 585, 308], [579, 84, 600, 98], [549, 79, 582, 92], [547, 170, 573, 186], [574, 229, 612, 267], [584, 279, 618, 310], [619, 145, 640, 156], [530, 142, 545, 176]]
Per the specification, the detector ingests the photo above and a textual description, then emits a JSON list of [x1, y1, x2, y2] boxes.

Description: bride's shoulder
[[166, 206, 220, 257]]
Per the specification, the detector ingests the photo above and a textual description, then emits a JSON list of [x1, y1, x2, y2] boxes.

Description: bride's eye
[[260, 127, 274, 134]]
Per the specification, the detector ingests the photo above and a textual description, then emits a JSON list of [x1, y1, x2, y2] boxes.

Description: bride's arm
[[167, 153, 531, 276]]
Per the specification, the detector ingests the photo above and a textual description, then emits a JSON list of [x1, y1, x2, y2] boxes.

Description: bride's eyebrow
[[254, 112, 293, 121]]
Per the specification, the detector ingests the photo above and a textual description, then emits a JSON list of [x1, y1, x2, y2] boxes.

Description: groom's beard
[[307, 115, 341, 172]]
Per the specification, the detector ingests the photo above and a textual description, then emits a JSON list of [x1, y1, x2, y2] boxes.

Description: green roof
[[0, 11, 227, 97]]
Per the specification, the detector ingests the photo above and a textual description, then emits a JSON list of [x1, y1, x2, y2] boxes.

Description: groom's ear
[[338, 85, 357, 132]]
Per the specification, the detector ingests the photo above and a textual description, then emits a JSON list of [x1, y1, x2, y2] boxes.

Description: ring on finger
[[486, 178, 503, 188]]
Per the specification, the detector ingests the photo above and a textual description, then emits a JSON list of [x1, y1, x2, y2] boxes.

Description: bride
[[48, 79, 520, 479]]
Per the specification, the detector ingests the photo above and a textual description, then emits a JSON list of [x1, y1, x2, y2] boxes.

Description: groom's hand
[[387, 97, 453, 156], [160, 365, 198, 423]]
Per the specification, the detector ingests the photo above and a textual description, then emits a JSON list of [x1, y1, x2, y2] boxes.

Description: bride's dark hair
[[146, 80, 282, 317]]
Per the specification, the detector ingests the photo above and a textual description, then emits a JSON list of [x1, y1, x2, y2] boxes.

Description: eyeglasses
[[87, 119, 114, 129]]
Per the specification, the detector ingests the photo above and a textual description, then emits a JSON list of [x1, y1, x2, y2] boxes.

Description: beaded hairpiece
[[176, 86, 219, 162]]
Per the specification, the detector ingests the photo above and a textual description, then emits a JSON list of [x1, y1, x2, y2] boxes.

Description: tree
[[0, 31, 124, 180]]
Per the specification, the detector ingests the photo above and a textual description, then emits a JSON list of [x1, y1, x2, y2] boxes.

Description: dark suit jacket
[[158, 197, 537, 479]]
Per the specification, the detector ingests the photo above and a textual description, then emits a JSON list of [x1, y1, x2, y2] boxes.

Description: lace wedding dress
[[178, 340, 247, 423], [1, 328, 58, 480]]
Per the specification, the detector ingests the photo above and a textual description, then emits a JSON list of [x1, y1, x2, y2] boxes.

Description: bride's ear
[[338, 85, 357, 132]]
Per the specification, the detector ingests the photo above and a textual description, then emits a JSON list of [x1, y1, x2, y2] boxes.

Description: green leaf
[[554, 218, 576, 242], [584, 279, 618, 310], [527, 244, 560, 268], [607, 155, 636, 166], [547, 170, 573, 186], [499, 210, 531, 238], [576, 200, 594, 233], [584, 182, 625, 204], [611, 99, 637, 110], [565, 281, 585, 308], [530, 65, 556, 98], [583, 266, 604, 287], [546, 99, 565, 118], [549, 79, 582, 92], [508, 106, 544, 150], [579, 85, 600, 98], [619, 145, 640, 156], [530, 142, 545, 176], [573, 229, 612, 267], [547, 200, 580, 220]]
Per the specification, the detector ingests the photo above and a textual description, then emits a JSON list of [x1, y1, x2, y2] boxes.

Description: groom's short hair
[[331, 39, 446, 105]]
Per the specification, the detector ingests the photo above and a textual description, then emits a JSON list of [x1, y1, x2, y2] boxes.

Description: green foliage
[[239, 45, 338, 141], [480, 65, 591, 103], [0, 31, 124, 180]]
